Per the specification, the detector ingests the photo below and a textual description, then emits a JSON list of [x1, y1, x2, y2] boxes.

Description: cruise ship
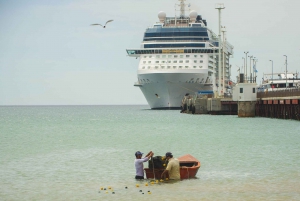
[[126, 0, 234, 109]]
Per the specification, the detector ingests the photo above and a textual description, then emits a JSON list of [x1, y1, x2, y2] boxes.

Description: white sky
[[1, 0, 300, 105]]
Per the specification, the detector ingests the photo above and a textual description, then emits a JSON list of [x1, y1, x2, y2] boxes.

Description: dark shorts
[[135, 175, 144, 179]]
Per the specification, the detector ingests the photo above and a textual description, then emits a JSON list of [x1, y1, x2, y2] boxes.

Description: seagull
[[91, 20, 113, 28]]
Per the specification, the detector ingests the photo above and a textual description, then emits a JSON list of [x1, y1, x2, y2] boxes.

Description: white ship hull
[[136, 70, 214, 109]]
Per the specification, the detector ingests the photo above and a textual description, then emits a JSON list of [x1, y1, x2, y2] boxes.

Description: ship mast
[[178, 0, 186, 17]]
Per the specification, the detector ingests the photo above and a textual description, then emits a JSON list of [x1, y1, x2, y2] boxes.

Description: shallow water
[[0, 105, 300, 200]]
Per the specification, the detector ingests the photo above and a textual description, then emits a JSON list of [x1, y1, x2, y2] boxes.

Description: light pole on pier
[[253, 58, 258, 83], [244, 51, 249, 82], [248, 55, 253, 83], [269, 60, 273, 88], [252, 57, 256, 83], [242, 57, 245, 74], [215, 3, 225, 97], [283, 55, 287, 89]]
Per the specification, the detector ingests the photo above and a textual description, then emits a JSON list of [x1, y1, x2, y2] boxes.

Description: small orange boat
[[144, 154, 200, 179], [178, 154, 201, 179]]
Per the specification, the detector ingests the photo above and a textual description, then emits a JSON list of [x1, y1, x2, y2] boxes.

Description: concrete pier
[[182, 96, 237, 115], [237, 101, 256, 117], [232, 83, 257, 117], [180, 87, 300, 121]]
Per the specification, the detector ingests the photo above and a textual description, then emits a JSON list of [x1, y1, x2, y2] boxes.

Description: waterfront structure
[[232, 83, 257, 117], [126, 0, 234, 109]]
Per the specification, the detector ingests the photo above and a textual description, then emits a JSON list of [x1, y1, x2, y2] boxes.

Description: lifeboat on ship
[[144, 154, 200, 179]]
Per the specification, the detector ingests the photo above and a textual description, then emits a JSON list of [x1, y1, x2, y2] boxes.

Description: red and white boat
[[144, 154, 201, 180]]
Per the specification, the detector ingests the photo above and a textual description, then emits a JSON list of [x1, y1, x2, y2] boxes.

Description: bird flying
[[91, 20, 113, 28]]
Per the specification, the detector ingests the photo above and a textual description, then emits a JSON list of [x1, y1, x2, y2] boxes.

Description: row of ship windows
[[141, 66, 204, 69], [143, 55, 204, 58], [144, 44, 206, 48], [143, 60, 204, 64], [139, 80, 212, 84], [144, 32, 209, 37], [127, 49, 217, 55]]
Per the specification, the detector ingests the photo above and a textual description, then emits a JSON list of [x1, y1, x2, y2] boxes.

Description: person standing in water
[[161, 152, 180, 180], [134, 151, 154, 179]]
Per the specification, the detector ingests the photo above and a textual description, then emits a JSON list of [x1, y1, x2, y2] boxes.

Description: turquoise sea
[[0, 105, 300, 201]]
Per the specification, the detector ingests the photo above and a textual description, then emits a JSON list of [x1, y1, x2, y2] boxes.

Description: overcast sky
[[1, 0, 299, 105]]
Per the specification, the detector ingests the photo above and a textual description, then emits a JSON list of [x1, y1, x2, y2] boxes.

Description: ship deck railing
[[263, 78, 300, 82], [147, 24, 191, 28], [142, 39, 216, 43], [139, 66, 209, 71]]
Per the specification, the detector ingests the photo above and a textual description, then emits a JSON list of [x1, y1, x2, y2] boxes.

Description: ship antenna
[[178, 0, 186, 17]]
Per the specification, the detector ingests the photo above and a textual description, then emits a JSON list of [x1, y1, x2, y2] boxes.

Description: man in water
[[161, 152, 180, 180], [181, 93, 189, 113], [134, 151, 154, 179]]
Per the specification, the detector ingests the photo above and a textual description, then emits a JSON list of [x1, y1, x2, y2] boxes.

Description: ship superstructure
[[126, 0, 234, 109], [259, 72, 300, 92]]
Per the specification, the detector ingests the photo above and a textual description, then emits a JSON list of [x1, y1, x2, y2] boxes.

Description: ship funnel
[[158, 11, 166, 22], [189, 10, 197, 23]]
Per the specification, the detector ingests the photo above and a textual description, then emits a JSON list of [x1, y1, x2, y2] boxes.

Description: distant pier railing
[[257, 88, 300, 98], [256, 88, 300, 121]]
